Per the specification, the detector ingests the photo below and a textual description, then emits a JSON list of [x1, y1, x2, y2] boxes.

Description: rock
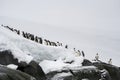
[[82, 59, 93, 66], [72, 66, 101, 80], [93, 62, 120, 80], [17, 61, 28, 72], [0, 50, 19, 65], [46, 66, 101, 80], [100, 69, 111, 80], [0, 65, 36, 80], [0, 50, 46, 80], [17, 60, 46, 80]]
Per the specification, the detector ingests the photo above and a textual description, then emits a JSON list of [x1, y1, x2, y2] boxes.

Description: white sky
[[0, 0, 120, 66], [0, 0, 120, 28]]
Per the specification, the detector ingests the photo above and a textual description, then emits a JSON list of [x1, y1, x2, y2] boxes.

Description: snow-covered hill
[[0, 16, 120, 67], [0, 25, 84, 74], [0, 21, 120, 80]]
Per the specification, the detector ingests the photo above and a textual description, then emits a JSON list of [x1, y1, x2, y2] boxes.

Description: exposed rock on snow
[[0, 65, 36, 80], [82, 59, 93, 66], [93, 61, 120, 80], [0, 50, 19, 65], [17, 60, 46, 80]]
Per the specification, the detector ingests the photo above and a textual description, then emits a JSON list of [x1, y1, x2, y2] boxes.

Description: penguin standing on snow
[[57, 42, 59, 46], [54, 42, 57, 46], [65, 45, 68, 49], [73, 48, 78, 56], [17, 30, 20, 35], [38, 37, 43, 44], [44, 39, 48, 45], [9, 28, 14, 31], [73, 48, 76, 52], [35, 36, 38, 43], [81, 51, 85, 58], [60, 43, 62, 46], [48, 40, 51, 46], [25, 32, 29, 39], [22, 31, 26, 38], [30, 34, 34, 41], [77, 50, 81, 56]]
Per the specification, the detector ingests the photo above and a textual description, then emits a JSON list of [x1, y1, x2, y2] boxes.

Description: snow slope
[[0, 25, 85, 73], [0, 16, 120, 67]]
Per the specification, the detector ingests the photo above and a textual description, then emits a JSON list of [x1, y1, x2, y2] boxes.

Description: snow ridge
[[0, 25, 84, 73]]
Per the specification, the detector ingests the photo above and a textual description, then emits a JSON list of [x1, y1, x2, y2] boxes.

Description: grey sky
[[0, 0, 120, 66], [0, 0, 120, 28]]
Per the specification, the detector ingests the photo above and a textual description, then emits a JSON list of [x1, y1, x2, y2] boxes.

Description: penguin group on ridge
[[1, 24, 63, 47], [1, 25, 20, 35], [1, 24, 113, 64], [73, 48, 85, 57]]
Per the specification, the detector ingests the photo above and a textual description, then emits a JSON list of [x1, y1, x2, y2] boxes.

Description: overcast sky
[[0, 0, 120, 28], [0, 0, 120, 66]]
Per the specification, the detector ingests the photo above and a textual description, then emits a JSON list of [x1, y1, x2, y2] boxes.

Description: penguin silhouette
[[35, 36, 38, 43], [65, 45, 68, 49], [22, 31, 26, 38], [108, 58, 112, 64], [81, 51, 85, 57], [30, 34, 34, 41], [17, 30, 20, 35], [38, 37, 43, 44], [77, 50, 81, 56]]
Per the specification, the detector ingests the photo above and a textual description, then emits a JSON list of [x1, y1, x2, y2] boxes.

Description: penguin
[[81, 51, 85, 57], [51, 42, 54, 46], [46, 40, 49, 45], [77, 50, 81, 56], [57, 42, 60, 46], [48, 40, 51, 46], [108, 58, 112, 64], [22, 31, 26, 38], [95, 53, 99, 61], [17, 30, 20, 35], [28, 33, 31, 39], [31, 34, 34, 41], [50, 42, 53, 46], [44, 39, 47, 45], [38, 37, 43, 44], [25, 32, 29, 39], [27, 33, 31, 39], [35, 36, 38, 43], [54, 42, 57, 46], [60, 43, 62, 46], [65, 45, 68, 49], [73, 48, 76, 52], [9, 28, 14, 31]]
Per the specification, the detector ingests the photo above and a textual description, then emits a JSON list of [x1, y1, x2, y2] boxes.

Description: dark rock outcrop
[[0, 65, 36, 80], [17, 61, 46, 80], [93, 61, 120, 80], [46, 66, 101, 80], [0, 50, 120, 80], [82, 59, 93, 66], [46, 59, 120, 80], [0, 50, 19, 65], [0, 50, 46, 80]]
